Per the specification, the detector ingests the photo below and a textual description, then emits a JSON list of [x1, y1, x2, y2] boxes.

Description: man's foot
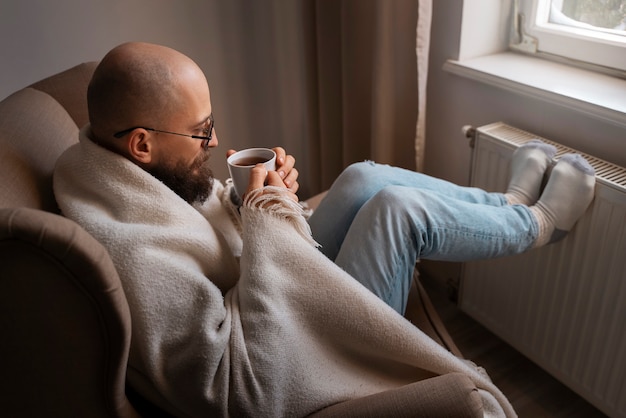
[[505, 139, 557, 206], [530, 153, 596, 246]]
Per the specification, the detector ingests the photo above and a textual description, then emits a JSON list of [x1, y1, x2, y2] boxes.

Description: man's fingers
[[272, 147, 286, 165], [265, 170, 285, 187], [245, 164, 268, 196], [282, 167, 298, 188], [244, 167, 299, 203], [289, 180, 299, 195]]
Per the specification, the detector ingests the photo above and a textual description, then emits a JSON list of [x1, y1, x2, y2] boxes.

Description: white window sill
[[443, 52, 626, 129]]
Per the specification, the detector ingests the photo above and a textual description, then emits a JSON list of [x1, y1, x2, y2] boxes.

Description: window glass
[[517, 0, 626, 73], [549, 0, 626, 34]]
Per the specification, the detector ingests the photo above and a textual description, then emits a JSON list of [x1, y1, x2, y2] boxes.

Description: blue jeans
[[308, 162, 539, 314]]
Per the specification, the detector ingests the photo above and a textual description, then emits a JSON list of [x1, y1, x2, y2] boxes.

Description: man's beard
[[148, 151, 215, 204]]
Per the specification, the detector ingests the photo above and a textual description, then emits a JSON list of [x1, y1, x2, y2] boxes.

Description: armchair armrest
[[0, 207, 139, 418]]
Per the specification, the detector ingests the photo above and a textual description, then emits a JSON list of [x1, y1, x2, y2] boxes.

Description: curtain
[[202, 0, 431, 199]]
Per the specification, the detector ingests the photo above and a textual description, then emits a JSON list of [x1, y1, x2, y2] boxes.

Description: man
[[54, 42, 595, 417]]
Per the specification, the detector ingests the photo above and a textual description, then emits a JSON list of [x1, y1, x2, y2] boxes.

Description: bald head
[[88, 42, 208, 146]]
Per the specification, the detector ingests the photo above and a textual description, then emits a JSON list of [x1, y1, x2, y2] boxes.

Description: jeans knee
[[367, 186, 430, 227], [327, 161, 380, 197], [338, 161, 378, 185], [370, 186, 409, 208]]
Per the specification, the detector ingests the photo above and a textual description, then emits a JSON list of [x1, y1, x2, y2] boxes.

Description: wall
[[426, 1, 626, 185], [0, 0, 215, 100], [0, 0, 313, 184], [423, 0, 626, 282], [2, 0, 623, 197]]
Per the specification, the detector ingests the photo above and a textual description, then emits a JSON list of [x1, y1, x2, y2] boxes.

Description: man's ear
[[127, 129, 153, 165]]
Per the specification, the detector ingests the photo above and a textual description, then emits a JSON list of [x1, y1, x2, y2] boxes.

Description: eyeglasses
[[113, 114, 214, 150]]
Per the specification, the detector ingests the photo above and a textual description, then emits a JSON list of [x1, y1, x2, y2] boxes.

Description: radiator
[[460, 122, 626, 418]]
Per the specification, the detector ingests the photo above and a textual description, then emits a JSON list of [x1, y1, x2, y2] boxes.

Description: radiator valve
[[462, 125, 476, 148]]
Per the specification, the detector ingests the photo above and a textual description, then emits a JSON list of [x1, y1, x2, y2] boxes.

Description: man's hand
[[226, 147, 299, 201], [246, 165, 298, 203], [271, 147, 299, 193]]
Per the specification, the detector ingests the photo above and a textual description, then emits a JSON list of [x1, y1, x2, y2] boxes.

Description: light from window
[[517, 0, 626, 73], [549, 0, 626, 34]]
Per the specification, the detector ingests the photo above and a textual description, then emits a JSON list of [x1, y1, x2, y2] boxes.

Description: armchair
[[0, 62, 481, 417]]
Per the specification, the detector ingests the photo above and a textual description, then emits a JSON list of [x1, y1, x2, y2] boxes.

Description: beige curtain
[[202, 0, 431, 199]]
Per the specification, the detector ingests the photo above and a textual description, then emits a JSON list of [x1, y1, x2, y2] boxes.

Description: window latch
[[510, 12, 538, 54]]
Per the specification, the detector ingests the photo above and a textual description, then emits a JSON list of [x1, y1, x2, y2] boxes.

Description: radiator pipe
[[462, 125, 476, 148]]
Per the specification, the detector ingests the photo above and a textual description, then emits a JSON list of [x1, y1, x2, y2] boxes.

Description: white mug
[[227, 148, 276, 199]]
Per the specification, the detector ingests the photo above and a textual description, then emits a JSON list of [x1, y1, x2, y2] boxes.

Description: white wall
[[2, 0, 623, 186], [426, 0, 626, 186], [423, 0, 626, 282]]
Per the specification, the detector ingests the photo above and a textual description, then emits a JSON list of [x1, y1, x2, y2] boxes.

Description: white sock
[[505, 139, 557, 206], [530, 154, 596, 247]]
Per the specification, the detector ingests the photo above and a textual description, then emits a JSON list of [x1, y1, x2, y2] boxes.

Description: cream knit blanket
[[54, 127, 516, 417]]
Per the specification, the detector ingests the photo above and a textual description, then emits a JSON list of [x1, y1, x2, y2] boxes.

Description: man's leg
[[330, 154, 595, 314], [310, 140, 557, 261], [332, 185, 538, 314], [309, 161, 506, 261]]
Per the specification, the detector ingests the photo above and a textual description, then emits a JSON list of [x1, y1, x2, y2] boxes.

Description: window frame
[[516, 0, 626, 74]]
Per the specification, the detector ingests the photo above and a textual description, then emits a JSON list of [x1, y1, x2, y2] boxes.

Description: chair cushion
[[30, 61, 97, 128], [0, 207, 138, 418], [0, 88, 78, 211]]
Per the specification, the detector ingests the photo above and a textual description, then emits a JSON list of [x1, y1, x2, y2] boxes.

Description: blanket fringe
[[243, 186, 320, 248]]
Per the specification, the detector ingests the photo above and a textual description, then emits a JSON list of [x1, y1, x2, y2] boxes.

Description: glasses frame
[[113, 114, 214, 150]]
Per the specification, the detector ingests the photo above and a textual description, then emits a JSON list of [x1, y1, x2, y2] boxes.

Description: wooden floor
[[419, 271, 608, 418]]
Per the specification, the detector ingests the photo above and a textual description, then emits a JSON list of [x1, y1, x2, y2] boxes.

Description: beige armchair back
[[0, 62, 142, 417]]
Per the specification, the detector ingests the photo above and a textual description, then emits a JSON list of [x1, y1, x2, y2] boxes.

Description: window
[[514, 0, 626, 73]]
